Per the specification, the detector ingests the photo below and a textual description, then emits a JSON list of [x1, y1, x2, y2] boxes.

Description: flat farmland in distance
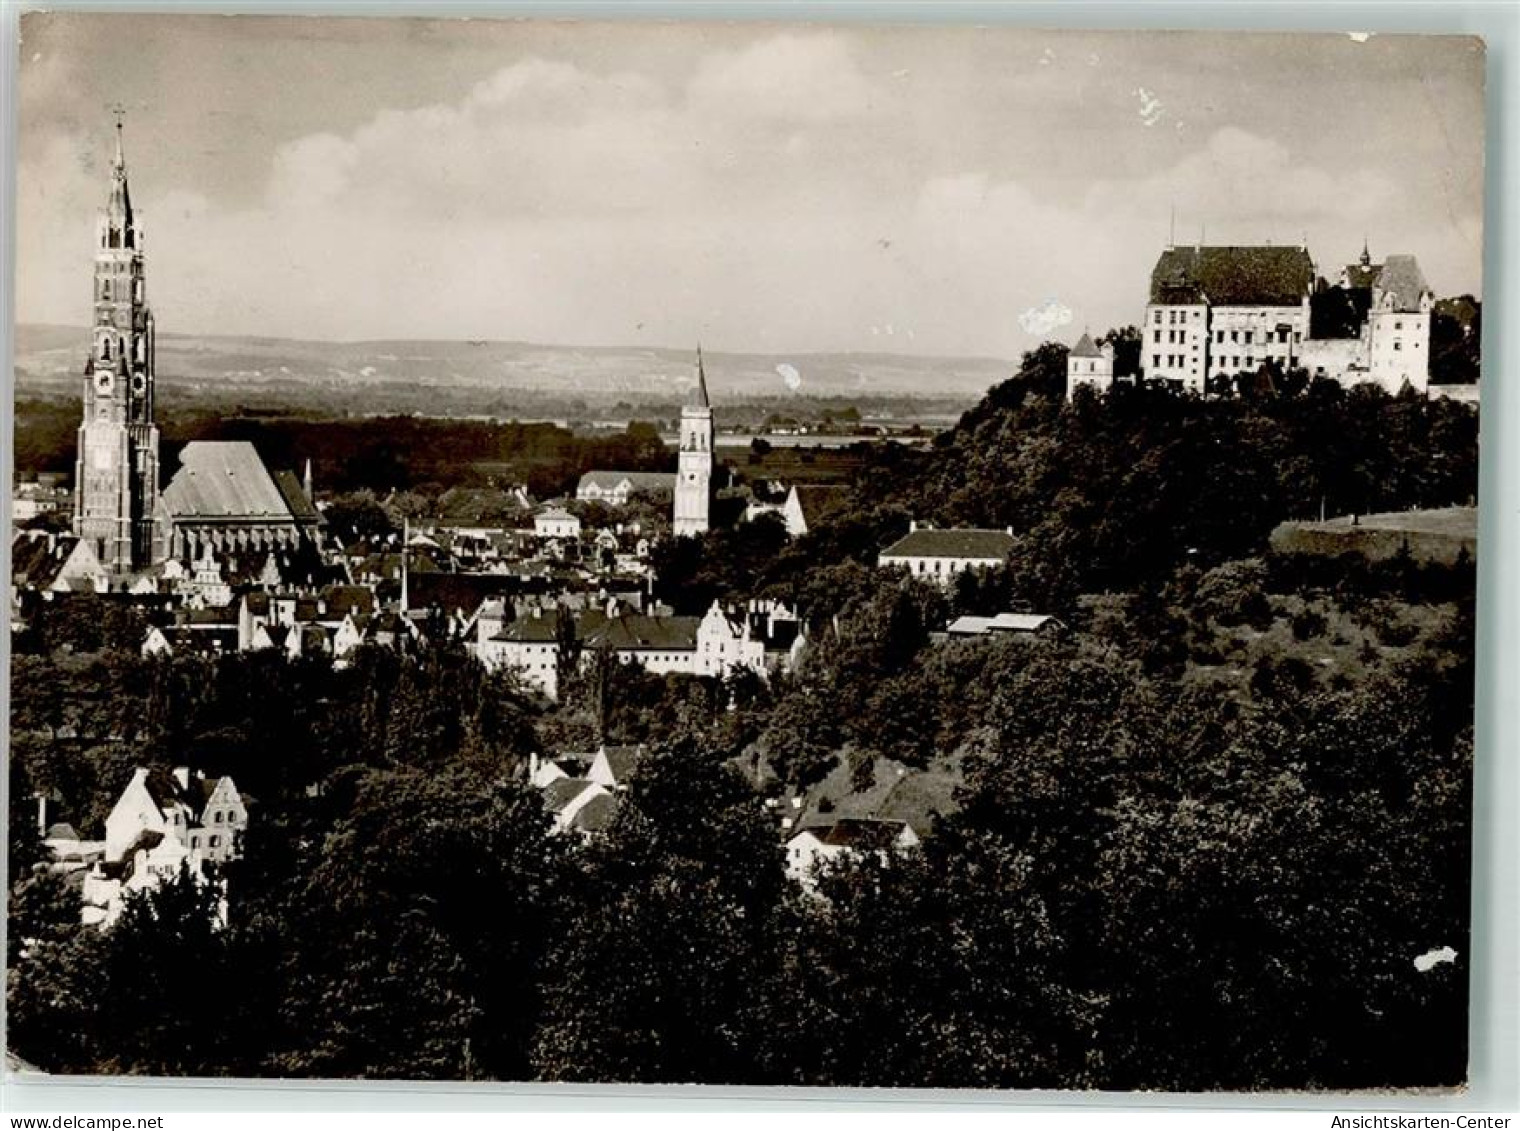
[[1270, 506, 1477, 564]]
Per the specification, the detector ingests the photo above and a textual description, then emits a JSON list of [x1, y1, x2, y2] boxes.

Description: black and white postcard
[[6, 14, 1485, 1092]]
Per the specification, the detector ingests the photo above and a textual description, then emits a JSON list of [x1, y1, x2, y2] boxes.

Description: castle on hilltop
[[1068, 240, 1435, 400]]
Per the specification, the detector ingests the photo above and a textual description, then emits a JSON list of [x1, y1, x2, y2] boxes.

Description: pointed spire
[[106, 111, 133, 229], [691, 344, 710, 409], [1360, 237, 1372, 267], [302, 458, 313, 501]]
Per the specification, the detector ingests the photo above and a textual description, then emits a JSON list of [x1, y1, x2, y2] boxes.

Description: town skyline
[[17, 14, 1485, 358]]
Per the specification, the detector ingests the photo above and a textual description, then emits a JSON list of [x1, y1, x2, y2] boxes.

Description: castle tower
[[1065, 329, 1114, 400], [673, 346, 714, 537], [74, 119, 162, 573]]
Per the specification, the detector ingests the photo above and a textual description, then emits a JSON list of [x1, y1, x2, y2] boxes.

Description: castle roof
[[1070, 331, 1101, 358], [1375, 254, 1431, 313], [1149, 245, 1315, 307]]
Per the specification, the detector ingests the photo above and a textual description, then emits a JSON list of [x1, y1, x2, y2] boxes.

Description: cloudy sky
[[17, 13, 1485, 358]]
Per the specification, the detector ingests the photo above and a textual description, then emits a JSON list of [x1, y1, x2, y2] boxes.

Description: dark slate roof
[[1149, 245, 1315, 307], [569, 791, 619, 833], [404, 571, 520, 617], [796, 818, 914, 850], [9, 534, 79, 590], [589, 612, 700, 651], [176, 605, 240, 626], [598, 744, 644, 785], [1070, 331, 1101, 358], [320, 584, 376, 617], [435, 487, 531, 523], [542, 777, 598, 815], [1376, 254, 1431, 313], [272, 470, 321, 522], [495, 607, 698, 651], [162, 442, 294, 521], [880, 527, 1015, 561], [791, 484, 851, 526], [1345, 263, 1381, 290]]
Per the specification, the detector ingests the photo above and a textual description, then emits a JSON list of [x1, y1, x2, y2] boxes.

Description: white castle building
[[1118, 241, 1435, 399]]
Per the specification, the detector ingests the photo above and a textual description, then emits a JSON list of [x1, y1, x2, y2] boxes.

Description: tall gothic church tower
[[74, 121, 162, 573], [673, 347, 714, 537]]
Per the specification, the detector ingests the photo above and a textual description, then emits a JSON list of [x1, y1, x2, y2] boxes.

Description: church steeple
[[76, 114, 161, 574], [1360, 238, 1372, 268], [674, 344, 715, 537], [692, 344, 711, 408]]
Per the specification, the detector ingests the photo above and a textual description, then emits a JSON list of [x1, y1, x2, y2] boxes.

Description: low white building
[[576, 471, 676, 506], [878, 523, 1015, 583], [534, 507, 582, 540], [476, 598, 803, 700], [945, 612, 1062, 637], [785, 818, 921, 889]]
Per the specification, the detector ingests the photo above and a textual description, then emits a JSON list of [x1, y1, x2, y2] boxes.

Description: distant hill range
[[14, 324, 1015, 410]]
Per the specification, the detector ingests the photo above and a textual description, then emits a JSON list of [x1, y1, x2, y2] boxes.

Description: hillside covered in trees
[[8, 348, 1478, 1090]]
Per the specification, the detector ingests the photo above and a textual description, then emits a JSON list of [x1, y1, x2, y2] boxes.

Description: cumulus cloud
[[15, 25, 1483, 359], [1019, 299, 1074, 337]]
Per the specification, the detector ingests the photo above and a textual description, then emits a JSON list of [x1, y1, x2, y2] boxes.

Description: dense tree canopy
[[8, 359, 1478, 1089]]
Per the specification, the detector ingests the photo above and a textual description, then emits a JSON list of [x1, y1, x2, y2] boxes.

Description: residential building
[[476, 597, 801, 699], [9, 532, 108, 597], [576, 471, 676, 506], [540, 776, 618, 836], [83, 766, 247, 927], [784, 818, 921, 889], [878, 522, 1015, 582], [534, 506, 582, 540], [587, 744, 645, 792], [944, 612, 1062, 637], [780, 484, 851, 538]]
